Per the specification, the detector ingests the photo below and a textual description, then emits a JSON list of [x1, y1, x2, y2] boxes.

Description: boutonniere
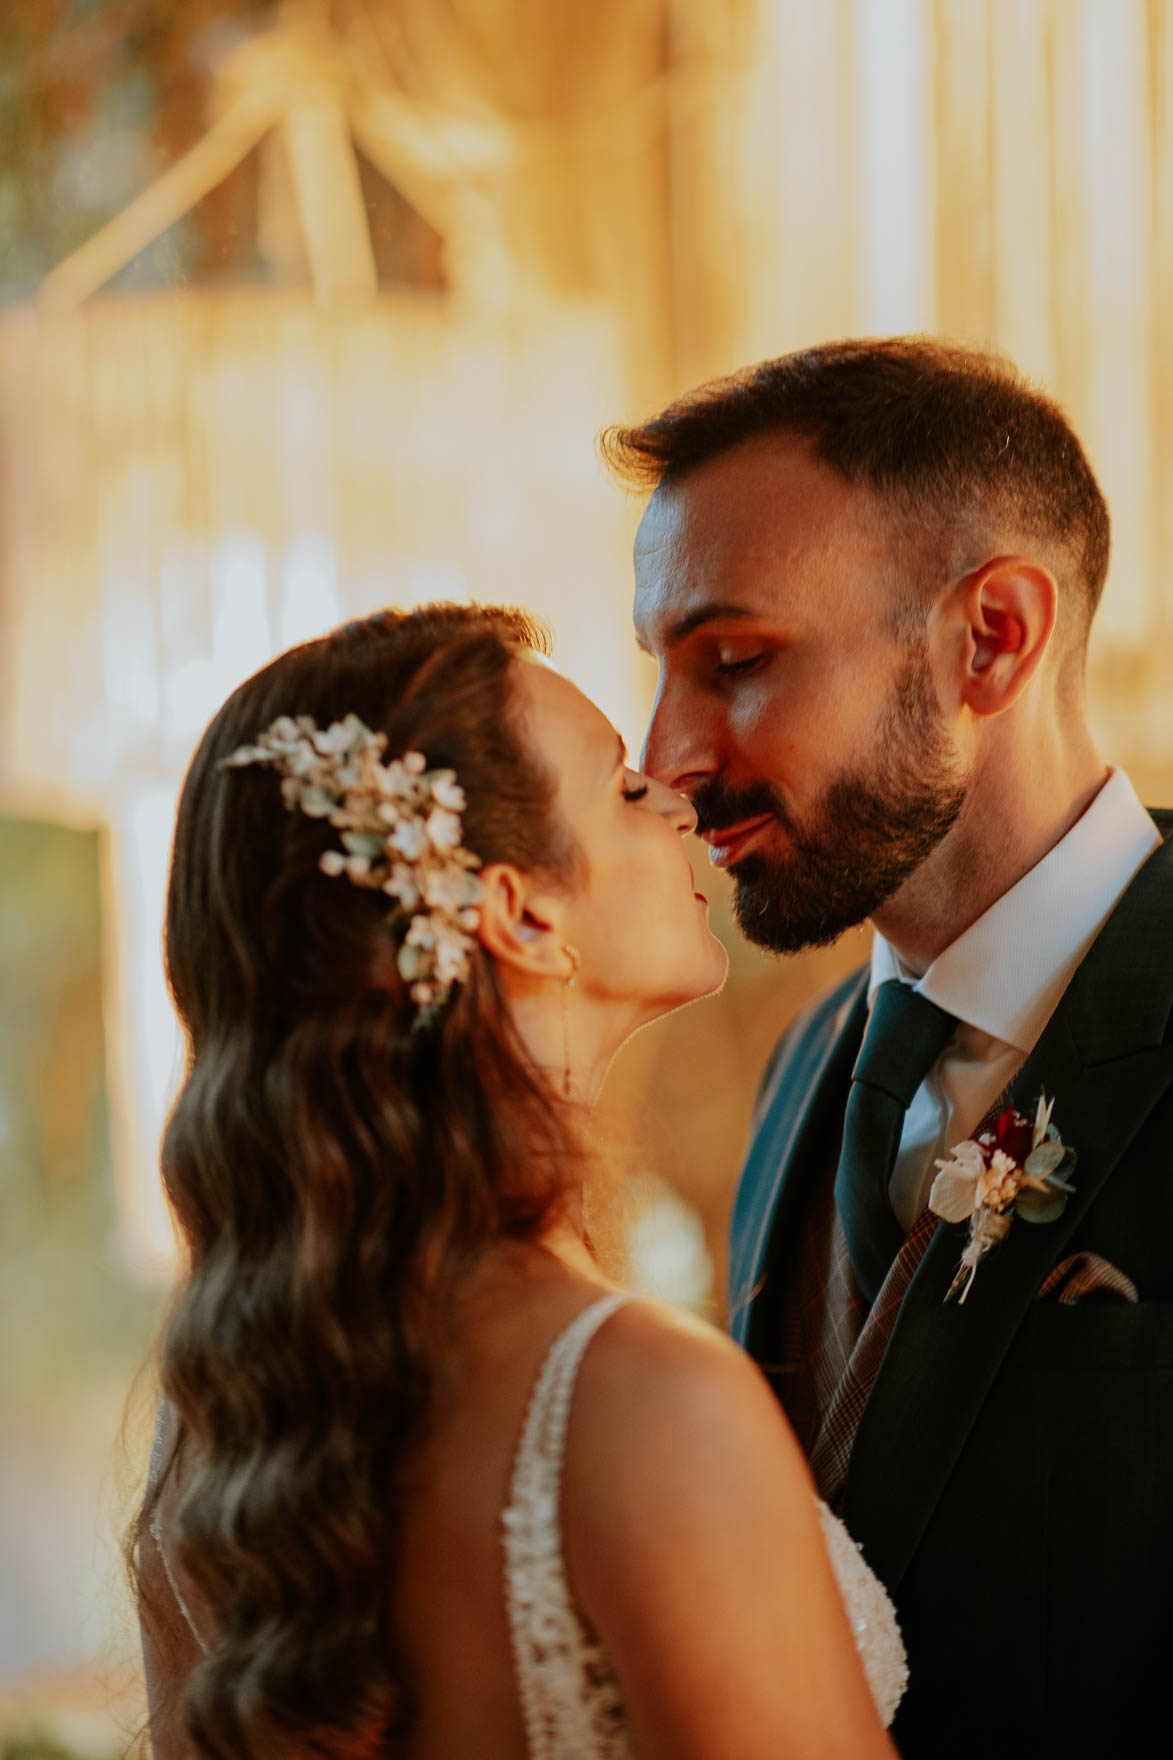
[[929, 1095, 1077, 1303]]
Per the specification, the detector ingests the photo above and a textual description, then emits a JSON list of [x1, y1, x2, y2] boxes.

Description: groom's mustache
[[690, 777, 788, 838]]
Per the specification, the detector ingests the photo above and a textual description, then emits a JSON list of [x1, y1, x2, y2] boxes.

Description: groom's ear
[[475, 863, 570, 982], [949, 554, 1058, 718]]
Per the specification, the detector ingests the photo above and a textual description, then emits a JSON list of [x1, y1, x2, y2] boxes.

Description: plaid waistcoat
[[771, 1157, 938, 1509]]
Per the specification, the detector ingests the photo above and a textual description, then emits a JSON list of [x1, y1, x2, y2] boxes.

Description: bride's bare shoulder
[[584, 1292, 787, 1407], [568, 1293, 809, 1514], [561, 1298, 892, 1757]]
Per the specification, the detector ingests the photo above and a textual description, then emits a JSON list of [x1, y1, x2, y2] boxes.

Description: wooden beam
[[38, 95, 282, 313]]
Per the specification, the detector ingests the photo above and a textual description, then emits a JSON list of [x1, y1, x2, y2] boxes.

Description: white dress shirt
[[869, 768, 1162, 1229]]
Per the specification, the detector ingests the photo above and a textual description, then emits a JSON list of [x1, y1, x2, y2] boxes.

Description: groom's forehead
[[633, 459, 895, 646], [631, 469, 793, 597], [634, 439, 886, 571]]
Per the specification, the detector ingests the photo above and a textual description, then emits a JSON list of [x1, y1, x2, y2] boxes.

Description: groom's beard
[[692, 649, 969, 954]]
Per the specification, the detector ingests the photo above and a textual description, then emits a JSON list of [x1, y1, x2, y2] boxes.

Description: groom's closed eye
[[714, 652, 768, 677], [708, 636, 777, 679]]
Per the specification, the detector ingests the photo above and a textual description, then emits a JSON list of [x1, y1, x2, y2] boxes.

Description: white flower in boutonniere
[[928, 1094, 1077, 1304]]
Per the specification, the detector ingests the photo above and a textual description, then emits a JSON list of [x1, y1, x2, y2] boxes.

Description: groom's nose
[[641, 675, 720, 795]]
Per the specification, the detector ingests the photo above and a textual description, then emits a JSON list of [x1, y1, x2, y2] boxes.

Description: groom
[[609, 338, 1173, 1755]]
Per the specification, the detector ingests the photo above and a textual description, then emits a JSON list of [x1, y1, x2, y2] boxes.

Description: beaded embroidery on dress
[[502, 1293, 634, 1759], [815, 1501, 908, 1728], [500, 1293, 908, 1758]]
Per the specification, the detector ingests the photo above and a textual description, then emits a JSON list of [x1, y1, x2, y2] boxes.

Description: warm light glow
[[102, 779, 185, 1280], [854, 0, 935, 332], [211, 530, 273, 690], [279, 530, 343, 648]]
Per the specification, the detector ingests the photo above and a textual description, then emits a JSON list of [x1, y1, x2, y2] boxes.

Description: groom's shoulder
[[1076, 803, 1173, 991], [795, 963, 869, 1040], [752, 962, 867, 1124]]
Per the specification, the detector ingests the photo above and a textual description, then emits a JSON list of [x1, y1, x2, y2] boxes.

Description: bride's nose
[[646, 774, 698, 836]]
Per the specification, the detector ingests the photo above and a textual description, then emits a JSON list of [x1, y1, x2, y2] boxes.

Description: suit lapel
[[729, 970, 868, 1349], [843, 826, 1173, 1590]]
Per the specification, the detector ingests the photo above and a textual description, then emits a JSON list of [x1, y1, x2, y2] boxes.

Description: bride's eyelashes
[[621, 779, 650, 803]]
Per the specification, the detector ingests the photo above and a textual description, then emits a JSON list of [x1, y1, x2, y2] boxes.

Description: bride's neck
[[536, 1213, 605, 1282], [452, 1214, 610, 1337], [505, 984, 626, 1109]]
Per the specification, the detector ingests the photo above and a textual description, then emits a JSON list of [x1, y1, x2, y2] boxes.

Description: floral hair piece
[[219, 713, 485, 1028]]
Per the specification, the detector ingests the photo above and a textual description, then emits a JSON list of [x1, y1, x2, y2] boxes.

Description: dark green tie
[[834, 979, 958, 1304]]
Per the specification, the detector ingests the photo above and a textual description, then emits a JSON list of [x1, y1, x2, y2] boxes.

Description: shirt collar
[[869, 768, 1161, 1053]]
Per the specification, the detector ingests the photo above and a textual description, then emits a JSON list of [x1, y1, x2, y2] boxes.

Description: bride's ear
[[476, 863, 570, 981]]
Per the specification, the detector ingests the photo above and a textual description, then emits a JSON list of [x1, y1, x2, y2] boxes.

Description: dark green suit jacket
[[729, 812, 1173, 1756]]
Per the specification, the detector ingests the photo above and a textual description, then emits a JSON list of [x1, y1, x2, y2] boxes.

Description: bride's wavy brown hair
[[129, 603, 584, 1757]]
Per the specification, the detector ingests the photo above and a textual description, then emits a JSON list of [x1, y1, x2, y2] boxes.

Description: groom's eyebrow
[[636, 601, 758, 653]]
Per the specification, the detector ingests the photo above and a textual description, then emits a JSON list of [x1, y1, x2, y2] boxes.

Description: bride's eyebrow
[[610, 731, 628, 774]]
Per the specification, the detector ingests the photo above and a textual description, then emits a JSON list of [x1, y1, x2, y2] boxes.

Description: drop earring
[[561, 944, 580, 1097]]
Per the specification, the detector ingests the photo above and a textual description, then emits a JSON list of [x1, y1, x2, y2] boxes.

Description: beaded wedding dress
[[501, 1293, 908, 1757]]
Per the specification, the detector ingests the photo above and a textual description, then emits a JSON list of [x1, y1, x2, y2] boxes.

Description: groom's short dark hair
[[601, 337, 1111, 627]]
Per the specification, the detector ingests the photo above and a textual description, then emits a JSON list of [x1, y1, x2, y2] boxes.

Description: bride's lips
[[700, 814, 774, 869]]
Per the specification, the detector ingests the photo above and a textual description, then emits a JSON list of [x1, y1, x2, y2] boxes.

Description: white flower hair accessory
[[219, 713, 485, 1028]]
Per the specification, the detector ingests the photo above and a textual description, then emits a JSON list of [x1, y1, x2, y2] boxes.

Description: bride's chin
[[685, 939, 732, 1002], [702, 946, 731, 998], [694, 931, 731, 995], [643, 954, 730, 1024]]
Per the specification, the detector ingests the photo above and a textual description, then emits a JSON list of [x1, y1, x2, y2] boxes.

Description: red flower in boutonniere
[[928, 1095, 1077, 1303]]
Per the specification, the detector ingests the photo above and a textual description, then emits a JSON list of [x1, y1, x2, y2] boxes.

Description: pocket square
[[1036, 1251, 1138, 1305]]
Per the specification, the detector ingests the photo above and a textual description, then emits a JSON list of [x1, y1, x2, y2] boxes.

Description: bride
[[133, 602, 905, 1758]]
